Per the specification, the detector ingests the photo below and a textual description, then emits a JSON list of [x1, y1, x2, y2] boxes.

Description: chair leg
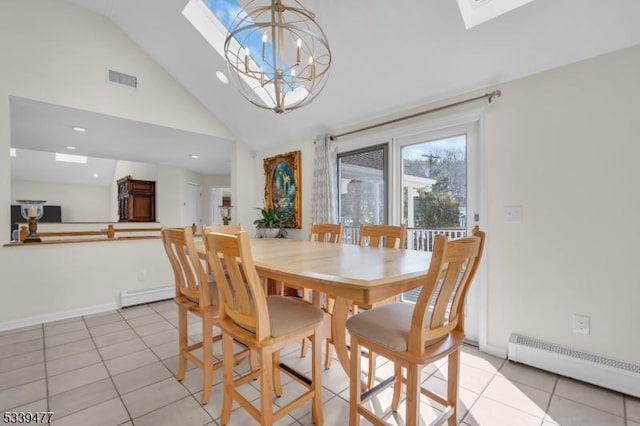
[[200, 314, 213, 405], [220, 332, 235, 426], [300, 288, 313, 358], [405, 363, 420, 426], [447, 349, 460, 426], [176, 306, 188, 381], [249, 349, 258, 372], [260, 348, 274, 426], [311, 329, 324, 425], [273, 350, 282, 397], [349, 335, 362, 426], [391, 363, 402, 412], [367, 352, 376, 388], [324, 337, 333, 370]]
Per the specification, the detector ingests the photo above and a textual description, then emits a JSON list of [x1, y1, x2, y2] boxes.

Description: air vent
[[107, 68, 137, 88]]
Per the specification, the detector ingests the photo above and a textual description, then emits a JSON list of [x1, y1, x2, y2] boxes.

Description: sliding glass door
[[396, 122, 481, 342], [336, 120, 483, 343]]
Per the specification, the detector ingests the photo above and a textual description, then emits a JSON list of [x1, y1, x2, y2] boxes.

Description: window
[[400, 133, 469, 303], [338, 144, 388, 244]]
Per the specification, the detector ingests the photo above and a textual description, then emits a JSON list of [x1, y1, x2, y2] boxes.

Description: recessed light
[[93, 173, 99, 177], [191, 155, 199, 159], [66, 146, 76, 150], [55, 153, 87, 164], [9, 148, 16, 157], [71, 126, 86, 132], [216, 71, 229, 84]]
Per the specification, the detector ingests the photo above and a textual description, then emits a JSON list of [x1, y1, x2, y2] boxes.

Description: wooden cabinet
[[117, 176, 156, 222]]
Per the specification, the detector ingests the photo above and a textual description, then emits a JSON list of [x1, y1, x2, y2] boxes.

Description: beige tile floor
[[0, 300, 637, 426]]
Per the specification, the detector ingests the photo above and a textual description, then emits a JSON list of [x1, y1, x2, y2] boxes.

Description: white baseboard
[[484, 344, 507, 359], [120, 285, 173, 308], [0, 302, 119, 332]]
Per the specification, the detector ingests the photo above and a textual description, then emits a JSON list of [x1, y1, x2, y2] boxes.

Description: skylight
[[55, 153, 87, 164], [457, 0, 536, 29], [182, 0, 308, 109]]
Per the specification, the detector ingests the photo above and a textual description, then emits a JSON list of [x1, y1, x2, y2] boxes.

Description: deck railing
[[343, 226, 467, 251]]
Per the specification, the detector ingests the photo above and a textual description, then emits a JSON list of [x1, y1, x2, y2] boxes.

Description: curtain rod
[[329, 90, 502, 141]]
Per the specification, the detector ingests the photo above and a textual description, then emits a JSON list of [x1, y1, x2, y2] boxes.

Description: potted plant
[[253, 207, 287, 238]]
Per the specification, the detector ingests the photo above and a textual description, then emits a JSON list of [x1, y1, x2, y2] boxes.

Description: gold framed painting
[[263, 150, 301, 229]]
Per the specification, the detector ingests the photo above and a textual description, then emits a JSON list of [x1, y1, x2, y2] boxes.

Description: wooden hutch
[[117, 176, 156, 222]]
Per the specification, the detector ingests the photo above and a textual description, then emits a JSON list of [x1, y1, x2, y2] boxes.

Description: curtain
[[311, 134, 338, 223]]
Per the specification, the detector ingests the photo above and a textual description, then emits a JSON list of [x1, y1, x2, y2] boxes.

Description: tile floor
[[0, 300, 638, 425]]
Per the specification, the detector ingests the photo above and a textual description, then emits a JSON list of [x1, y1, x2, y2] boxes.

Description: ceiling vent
[[107, 68, 138, 88]]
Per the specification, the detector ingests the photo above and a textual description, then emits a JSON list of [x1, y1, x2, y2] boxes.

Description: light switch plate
[[504, 205, 523, 223]]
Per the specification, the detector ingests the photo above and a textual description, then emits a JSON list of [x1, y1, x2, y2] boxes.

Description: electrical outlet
[[573, 314, 590, 335], [137, 270, 146, 282]]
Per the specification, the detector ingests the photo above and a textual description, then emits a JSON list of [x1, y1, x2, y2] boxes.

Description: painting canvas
[[263, 151, 301, 229]]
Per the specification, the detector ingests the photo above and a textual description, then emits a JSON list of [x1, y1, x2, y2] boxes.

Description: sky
[[402, 134, 466, 160]]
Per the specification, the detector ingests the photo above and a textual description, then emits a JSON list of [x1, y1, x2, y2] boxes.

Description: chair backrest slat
[[359, 224, 407, 249], [409, 229, 485, 354]]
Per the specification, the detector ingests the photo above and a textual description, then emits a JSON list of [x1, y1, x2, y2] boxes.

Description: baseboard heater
[[508, 334, 640, 398], [120, 285, 173, 308]]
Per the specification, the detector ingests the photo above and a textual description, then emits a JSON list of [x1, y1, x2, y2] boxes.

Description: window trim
[[337, 143, 389, 225]]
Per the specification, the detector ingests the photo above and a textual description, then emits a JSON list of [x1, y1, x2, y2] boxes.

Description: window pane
[[401, 135, 467, 303], [338, 145, 387, 244]]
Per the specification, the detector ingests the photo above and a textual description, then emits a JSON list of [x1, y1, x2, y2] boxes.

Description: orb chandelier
[[224, 0, 331, 114]]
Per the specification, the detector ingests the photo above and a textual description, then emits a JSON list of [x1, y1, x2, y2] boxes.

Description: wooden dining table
[[208, 237, 433, 377]]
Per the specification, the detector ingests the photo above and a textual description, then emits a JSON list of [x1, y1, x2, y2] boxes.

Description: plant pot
[[258, 228, 280, 238]]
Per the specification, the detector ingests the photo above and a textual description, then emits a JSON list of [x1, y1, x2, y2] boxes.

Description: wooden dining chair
[[356, 223, 408, 387], [205, 231, 325, 426], [300, 223, 344, 367], [358, 223, 407, 249], [161, 226, 249, 405], [309, 222, 344, 243], [203, 224, 243, 234], [347, 229, 485, 426]]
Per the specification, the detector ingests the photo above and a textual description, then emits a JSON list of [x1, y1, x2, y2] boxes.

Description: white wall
[[12, 180, 112, 222], [240, 45, 640, 364], [0, 0, 232, 325], [482, 45, 640, 362], [232, 141, 259, 232], [0, 239, 172, 327]]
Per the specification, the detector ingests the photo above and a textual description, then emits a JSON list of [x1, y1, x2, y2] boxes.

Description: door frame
[[185, 182, 201, 229], [389, 108, 488, 349]]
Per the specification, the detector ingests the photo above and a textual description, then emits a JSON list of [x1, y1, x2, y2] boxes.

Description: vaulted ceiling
[[11, 0, 640, 184], [62, 0, 640, 151]]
